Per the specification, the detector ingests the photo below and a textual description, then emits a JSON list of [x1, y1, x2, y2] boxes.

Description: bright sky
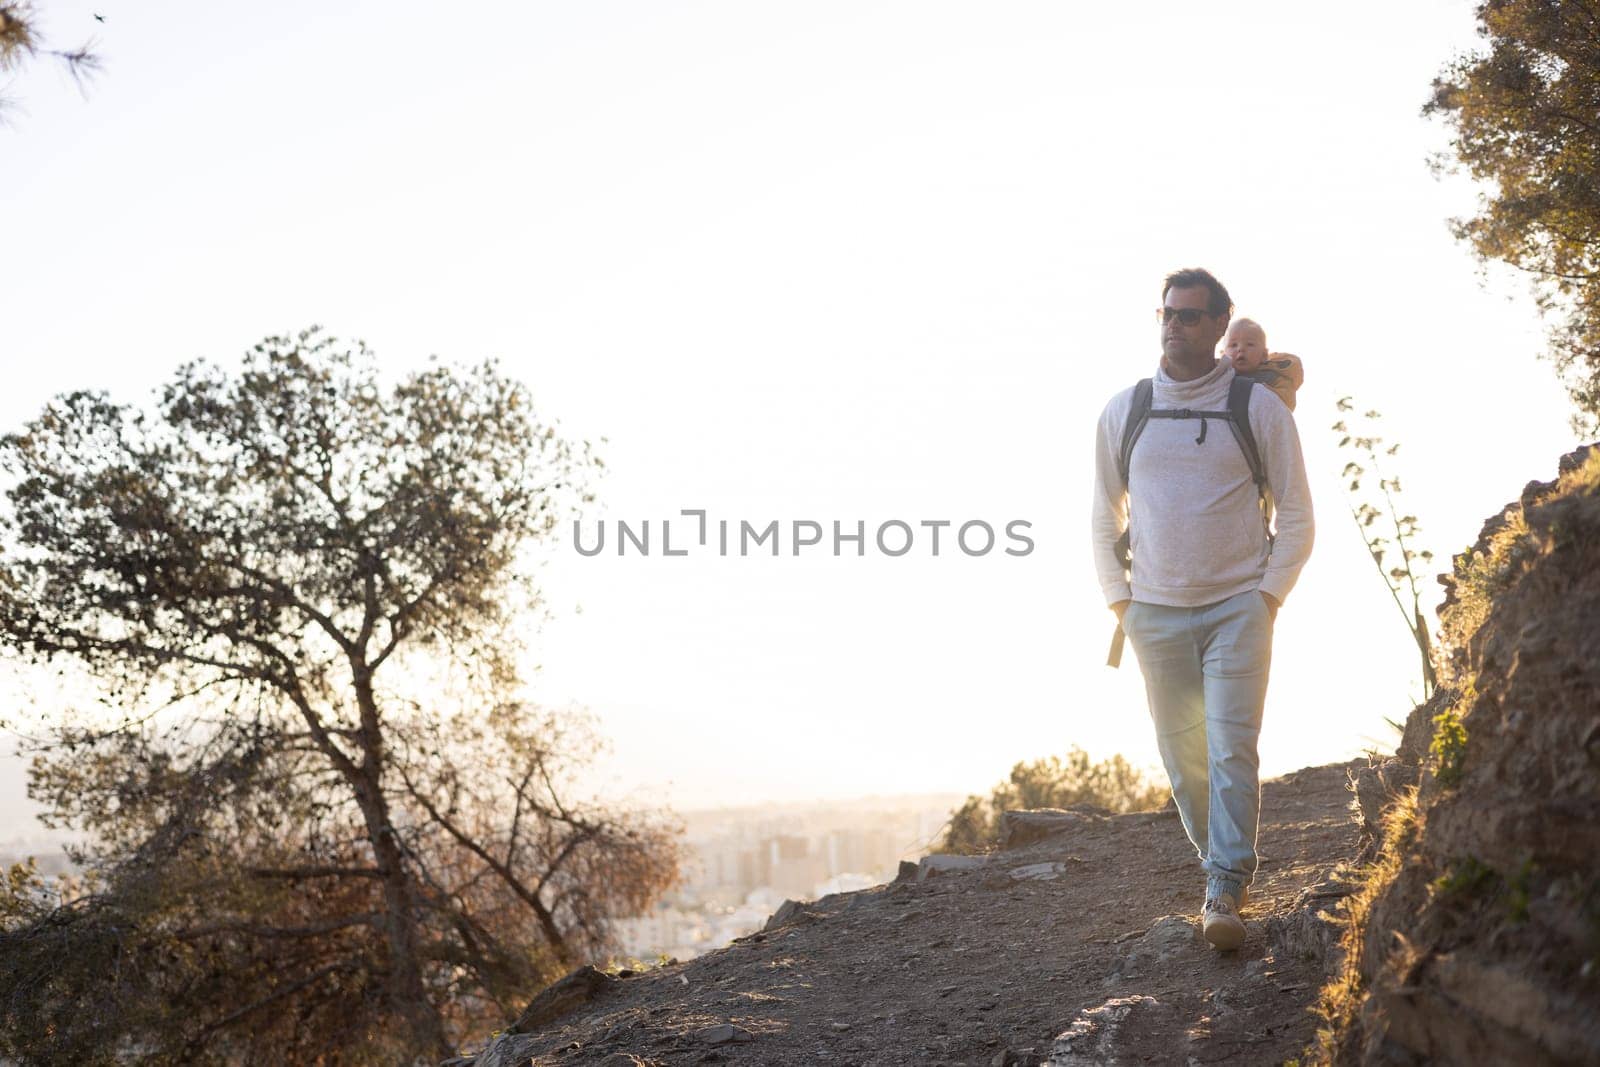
[[1, 0, 1583, 825]]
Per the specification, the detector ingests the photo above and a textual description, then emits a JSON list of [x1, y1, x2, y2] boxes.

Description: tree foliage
[[0, 2, 100, 118], [938, 746, 1167, 855], [1426, 0, 1600, 433], [0, 330, 681, 1065], [1333, 396, 1440, 701]]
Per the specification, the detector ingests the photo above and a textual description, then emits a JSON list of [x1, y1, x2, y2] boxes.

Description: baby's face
[[1224, 325, 1268, 372]]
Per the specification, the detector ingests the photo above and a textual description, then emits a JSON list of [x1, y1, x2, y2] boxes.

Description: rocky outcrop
[[1047, 994, 1177, 1066], [509, 966, 621, 1034], [1266, 866, 1363, 971], [1323, 444, 1600, 1065]]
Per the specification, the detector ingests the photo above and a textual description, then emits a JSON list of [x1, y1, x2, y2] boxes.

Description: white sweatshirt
[[1092, 360, 1314, 608]]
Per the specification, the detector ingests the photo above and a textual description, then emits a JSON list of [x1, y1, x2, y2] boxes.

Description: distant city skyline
[[616, 795, 962, 962]]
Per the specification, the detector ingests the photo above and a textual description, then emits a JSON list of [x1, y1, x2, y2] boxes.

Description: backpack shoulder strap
[[1117, 378, 1154, 488], [1112, 378, 1152, 575], [1225, 376, 1266, 490]]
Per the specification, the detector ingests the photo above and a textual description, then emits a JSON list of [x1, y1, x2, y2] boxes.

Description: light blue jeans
[[1122, 589, 1273, 901]]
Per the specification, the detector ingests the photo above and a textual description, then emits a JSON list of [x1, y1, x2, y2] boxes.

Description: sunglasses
[[1156, 307, 1215, 326]]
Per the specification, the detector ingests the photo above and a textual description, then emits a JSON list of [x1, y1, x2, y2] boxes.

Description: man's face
[[1224, 322, 1268, 372], [1161, 285, 1228, 365]]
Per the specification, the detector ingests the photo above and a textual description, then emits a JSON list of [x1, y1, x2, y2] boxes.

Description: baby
[[1223, 318, 1303, 412]]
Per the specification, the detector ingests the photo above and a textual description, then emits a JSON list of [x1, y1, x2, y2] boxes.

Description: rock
[[1008, 861, 1073, 881], [917, 853, 991, 880], [1350, 762, 1386, 836], [1351, 758, 1419, 847], [1267, 875, 1355, 968], [469, 1033, 538, 1067], [1133, 915, 1201, 961], [999, 807, 1107, 850], [1556, 442, 1597, 475], [894, 859, 919, 882], [1372, 954, 1599, 1065], [1396, 687, 1455, 765], [1049, 994, 1176, 1066], [1430, 953, 1597, 1063], [507, 965, 618, 1034], [763, 898, 810, 931], [1108, 915, 1204, 981], [1123, 804, 1179, 826], [695, 1023, 755, 1046]]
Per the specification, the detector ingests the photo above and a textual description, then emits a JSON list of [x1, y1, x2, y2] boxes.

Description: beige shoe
[[1202, 893, 1246, 950]]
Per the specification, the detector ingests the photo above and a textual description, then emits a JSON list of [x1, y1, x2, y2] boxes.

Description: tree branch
[[246, 866, 385, 881]]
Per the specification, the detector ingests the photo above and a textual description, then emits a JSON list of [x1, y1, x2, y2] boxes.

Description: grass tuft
[[1429, 699, 1470, 788], [1303, 787, 1421, 1064], [1429, 855, 1495, 900]]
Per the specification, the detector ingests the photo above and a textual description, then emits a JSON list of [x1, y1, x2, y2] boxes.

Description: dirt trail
[[460, 761, 1363, 1067]]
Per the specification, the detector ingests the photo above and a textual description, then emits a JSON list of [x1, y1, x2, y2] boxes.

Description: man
[[1091, 268, 1314, 950]]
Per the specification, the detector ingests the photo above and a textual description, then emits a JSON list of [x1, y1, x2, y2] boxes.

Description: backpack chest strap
[[1146, 407, 1234, 444], [1145, 407, 1233, 420]]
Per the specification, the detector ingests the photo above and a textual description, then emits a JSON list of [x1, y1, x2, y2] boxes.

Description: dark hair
[[1161, 268, 1233, 318]]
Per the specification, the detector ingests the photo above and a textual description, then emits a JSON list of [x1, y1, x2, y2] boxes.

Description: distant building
[[616, 797, 963, 961]]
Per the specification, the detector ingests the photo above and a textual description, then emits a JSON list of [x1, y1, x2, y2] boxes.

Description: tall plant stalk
[[1334, 396, 1438, 700]]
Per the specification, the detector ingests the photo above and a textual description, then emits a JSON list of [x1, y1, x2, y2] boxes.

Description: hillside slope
[[1316, 445, 1600, 1065], [455, 762, 1364, 1067]]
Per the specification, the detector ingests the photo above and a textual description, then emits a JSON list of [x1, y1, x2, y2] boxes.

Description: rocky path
[[461, 761, 1364, 1067]]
